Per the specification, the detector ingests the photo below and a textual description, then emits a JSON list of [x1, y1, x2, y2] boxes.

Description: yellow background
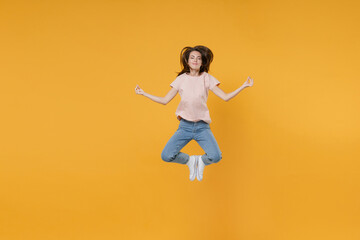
[[1, 0, 359, 239]]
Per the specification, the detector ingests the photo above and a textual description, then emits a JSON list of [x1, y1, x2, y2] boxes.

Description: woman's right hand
[[242, 76, 254, 88], [135, 85, 145, 95]]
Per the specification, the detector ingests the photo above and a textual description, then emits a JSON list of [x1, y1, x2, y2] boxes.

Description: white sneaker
[[196, 155, 205, 181], [186, 155, 197, 181]]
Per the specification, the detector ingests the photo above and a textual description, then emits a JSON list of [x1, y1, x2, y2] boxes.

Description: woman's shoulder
[[206, 72, 219, 80], [174, 72, 188, 81], [205, 72, 214, 78], [179, 72, 188, 77]]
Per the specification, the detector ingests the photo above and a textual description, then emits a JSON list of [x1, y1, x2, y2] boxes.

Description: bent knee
[[209, 152, 222, 163], [161, 151, 173, 162]]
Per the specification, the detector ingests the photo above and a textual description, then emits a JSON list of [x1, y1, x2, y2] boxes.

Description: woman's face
[[188, 51, 202, 71]]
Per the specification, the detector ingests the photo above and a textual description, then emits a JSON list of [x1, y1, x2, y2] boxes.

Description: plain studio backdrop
[[0, 0, 359, 239]]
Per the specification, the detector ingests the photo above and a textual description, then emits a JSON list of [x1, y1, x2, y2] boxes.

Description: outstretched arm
[[211, 76, 254, 102], [135, 85, 178, 105]]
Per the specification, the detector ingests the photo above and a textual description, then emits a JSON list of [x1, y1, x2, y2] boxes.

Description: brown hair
[[177, 45, 214, 76]]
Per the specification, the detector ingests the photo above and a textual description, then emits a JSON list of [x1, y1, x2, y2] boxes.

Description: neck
[[188, 69, 201, 76]]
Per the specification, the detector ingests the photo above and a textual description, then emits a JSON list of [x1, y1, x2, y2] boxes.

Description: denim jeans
[[161, 119, 222, 165]]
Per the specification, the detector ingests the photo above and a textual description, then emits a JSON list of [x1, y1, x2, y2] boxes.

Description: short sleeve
[[170, 76, 182, 90], [208, 74, 220, 90]]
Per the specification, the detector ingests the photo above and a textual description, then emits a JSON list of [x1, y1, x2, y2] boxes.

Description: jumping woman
[[135, 45, 254, 181]]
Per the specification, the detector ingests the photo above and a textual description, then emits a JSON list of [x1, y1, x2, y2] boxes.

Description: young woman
[[135, 45, 254, 181]]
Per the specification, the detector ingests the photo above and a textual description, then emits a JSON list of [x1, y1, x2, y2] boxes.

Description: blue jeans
[[161, 119, 222, 165]]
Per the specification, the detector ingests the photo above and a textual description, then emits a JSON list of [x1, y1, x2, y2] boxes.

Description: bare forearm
[[142, 92, 165, 105], [226, 86, 247, 101]]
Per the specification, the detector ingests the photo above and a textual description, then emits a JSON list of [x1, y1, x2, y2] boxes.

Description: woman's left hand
[[242, 76, 254, 88]]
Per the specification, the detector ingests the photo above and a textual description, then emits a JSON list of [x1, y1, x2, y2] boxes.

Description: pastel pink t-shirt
[[170, 72, 220, 124]]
